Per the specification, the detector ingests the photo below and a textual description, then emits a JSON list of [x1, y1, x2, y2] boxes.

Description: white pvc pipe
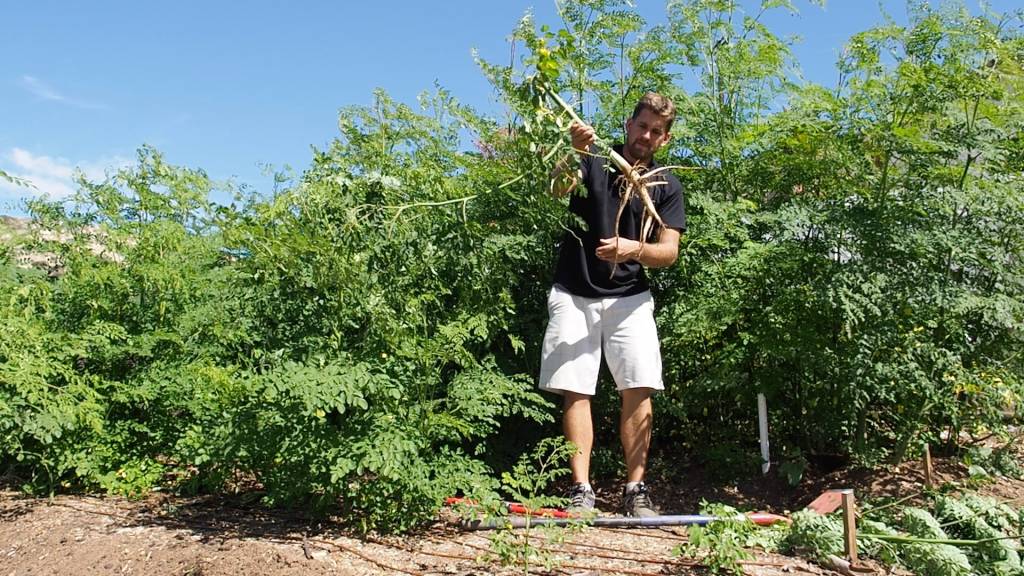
[[758, 392, 770, 474]]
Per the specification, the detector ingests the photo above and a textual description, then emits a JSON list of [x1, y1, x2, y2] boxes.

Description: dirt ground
[[2, 449, 1022, 576]]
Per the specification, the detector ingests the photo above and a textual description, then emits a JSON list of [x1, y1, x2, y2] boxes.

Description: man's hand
[[597, 228, 681, 268], [596, 237, 641, 262], [569, 121, 596, 153], [551, 121, 597, 197]]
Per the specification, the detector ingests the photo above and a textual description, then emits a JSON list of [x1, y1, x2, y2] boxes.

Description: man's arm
[[595, 227, 681, 268], [550, 121, 596, 197]]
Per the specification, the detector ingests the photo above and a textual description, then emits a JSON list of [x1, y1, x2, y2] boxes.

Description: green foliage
[[498, 436, 575, 509], [859, 519, 903, 565], [901, 541, 975, 576], [0, 168, 33, 189], [960, 493, 1022, 535], [784, 510, 845, 561], [789, 508, 979, 576], [677, 501, 787, 575], [700, 443, 762, 482], [936, 495, 1023, 575], [1, 94, 556, 532], [588, 444, 625, 480], [966, 444, 1024, 479], [777, 449, 808, 486], [485, 437, 579, 573], [2, 0, 1024, 537], [648, 0, 1024, 463], [901, 506, 949, 540], [782, 493, 1024, 575], [892, 507, 975, 575]]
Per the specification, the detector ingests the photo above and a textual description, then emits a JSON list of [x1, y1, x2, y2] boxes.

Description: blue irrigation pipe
[[463, 513, 789, 530]]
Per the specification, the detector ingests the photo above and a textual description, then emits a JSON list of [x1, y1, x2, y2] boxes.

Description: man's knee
[[620, 387, 653, 407], [563, 390, 592, 410]]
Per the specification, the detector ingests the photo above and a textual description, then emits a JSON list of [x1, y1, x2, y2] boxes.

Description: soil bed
[[3, 449, 1021, 576]]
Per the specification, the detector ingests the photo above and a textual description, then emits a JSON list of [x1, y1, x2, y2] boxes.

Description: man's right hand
[[551, 121, 596, 197], [569, 121, 596, 154]]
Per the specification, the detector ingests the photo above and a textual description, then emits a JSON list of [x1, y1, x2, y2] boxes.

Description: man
[[539, 92, 685, 517]]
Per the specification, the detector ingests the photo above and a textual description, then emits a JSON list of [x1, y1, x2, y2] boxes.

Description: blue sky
[[1, 1, 1018, 214]]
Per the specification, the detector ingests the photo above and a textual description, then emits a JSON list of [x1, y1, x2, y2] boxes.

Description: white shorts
[[539, 286, 664, 396]]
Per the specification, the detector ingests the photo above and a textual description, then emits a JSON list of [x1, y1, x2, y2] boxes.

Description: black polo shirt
[[553, 145, 686, 298]]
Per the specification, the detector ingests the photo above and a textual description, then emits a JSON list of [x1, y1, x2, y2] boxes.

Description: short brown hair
[[631, 92, 676, 132]]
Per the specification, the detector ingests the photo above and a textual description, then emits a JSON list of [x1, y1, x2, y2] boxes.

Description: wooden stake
[[840, 489, 858, 563], [924, 444, 934, 488]]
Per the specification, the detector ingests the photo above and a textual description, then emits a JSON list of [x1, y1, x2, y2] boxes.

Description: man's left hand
[[596, 237, 640, 262]]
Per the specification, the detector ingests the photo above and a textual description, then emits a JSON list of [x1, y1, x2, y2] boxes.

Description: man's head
[[623, 92, 675, 164]]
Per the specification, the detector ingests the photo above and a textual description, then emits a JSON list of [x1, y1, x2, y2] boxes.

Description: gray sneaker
[[566, 482, 596, 514], [623, 482, 658, 517]]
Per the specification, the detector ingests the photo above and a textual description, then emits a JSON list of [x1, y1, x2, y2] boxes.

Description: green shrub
[[2, 0, 1023, 534]]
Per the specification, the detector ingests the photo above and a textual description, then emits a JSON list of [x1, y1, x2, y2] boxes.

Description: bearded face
[[623, 108, 672, 165]]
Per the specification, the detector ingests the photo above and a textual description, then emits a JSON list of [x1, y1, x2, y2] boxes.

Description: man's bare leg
[[620, 388, 653, 483], [563, 391, 593, 484]]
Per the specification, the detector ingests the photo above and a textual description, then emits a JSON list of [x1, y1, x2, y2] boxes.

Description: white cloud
[[10, 148, 75, 181], [20, 75, 65, 102], [19, 75, 107, 110], [0, 148, 131, 205]]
